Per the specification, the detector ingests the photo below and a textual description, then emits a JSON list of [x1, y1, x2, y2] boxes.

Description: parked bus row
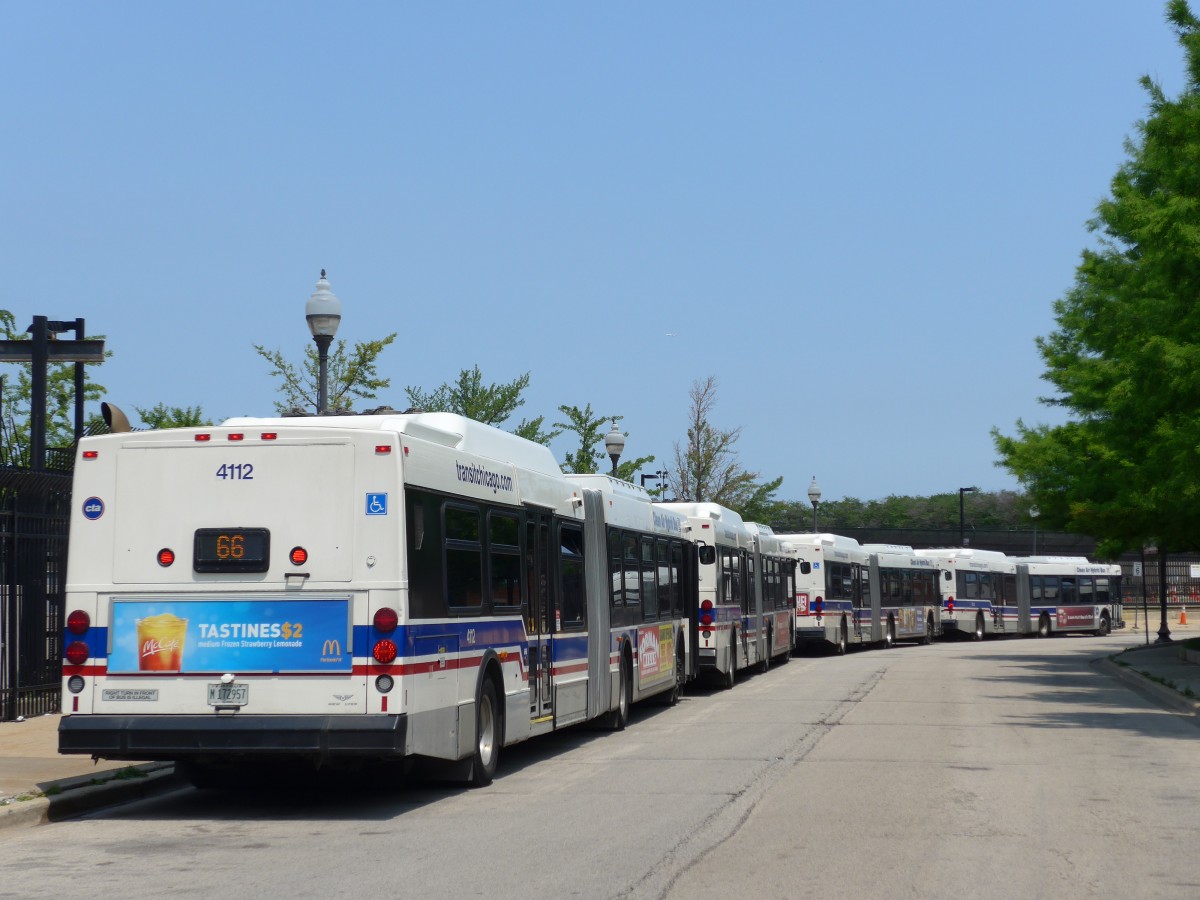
[[56, 410, 1122, 787]]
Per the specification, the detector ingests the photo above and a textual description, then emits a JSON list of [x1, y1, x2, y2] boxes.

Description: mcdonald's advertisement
[[107, 598, 352, 674]]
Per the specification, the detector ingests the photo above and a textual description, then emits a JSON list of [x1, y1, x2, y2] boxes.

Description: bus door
[[525, 508, 554, 720]]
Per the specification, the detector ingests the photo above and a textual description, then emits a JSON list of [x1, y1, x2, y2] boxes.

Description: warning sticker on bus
[[107, 598, 352, 674]]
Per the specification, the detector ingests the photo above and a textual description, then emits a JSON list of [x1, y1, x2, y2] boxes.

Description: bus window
[[608, 529, 624, 610], [641, 536, 658, 620], [559, 523, 586, 630], [445, 504, 483, 610], [1060, 577, 1077, 604], [488, 511, 522, 609]]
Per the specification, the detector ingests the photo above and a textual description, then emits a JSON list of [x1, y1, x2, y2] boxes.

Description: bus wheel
[[1037, 614, 1051, 638], [662, 640, 684, 706], [470, 678, 501, 787], [1096, 614, 1111, 637], [837, 619, 848, 656], [924, 616, 935, 645], [884, 617, 896, 648], [723, 635, 737, 689], [610, 653, 631, 730], [973, 612, 985, 642]]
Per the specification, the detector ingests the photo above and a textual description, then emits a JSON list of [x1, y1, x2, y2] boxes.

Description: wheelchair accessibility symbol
[[365, 493, 388, 516]]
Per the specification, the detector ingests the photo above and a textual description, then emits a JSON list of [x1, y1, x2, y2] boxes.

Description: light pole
[[958, 486, 978, 547], [305, 269, 342, 414], [807, 476, 822, 533], [1029, 505, 1039, 554], [640, 469, 667, 492], [604, 422, 625, 477]]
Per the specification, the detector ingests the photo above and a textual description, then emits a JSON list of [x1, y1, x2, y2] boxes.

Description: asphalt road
[[2, 634, 1198, 900]]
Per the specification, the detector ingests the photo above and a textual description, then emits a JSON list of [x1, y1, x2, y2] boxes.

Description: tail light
[[373, 640, 397, 664], [700, 599, 714, 626], [67, 609, 90, 635], [814, 598, 824, 615], [947, 598, 955, 613], [157, 548, 176, 567], [373, 607, 399, 633], [65, 641, 90, 666]]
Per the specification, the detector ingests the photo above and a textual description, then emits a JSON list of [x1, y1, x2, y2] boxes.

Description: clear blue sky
[[0, 2, 1185, 502]]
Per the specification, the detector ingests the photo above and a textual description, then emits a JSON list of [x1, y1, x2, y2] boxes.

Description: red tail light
[[290, 546, 309, 566], [67, 610, 90, 635], [65, 641, 90, 665], [947, 598, 955, 613], [814, 598, 824, 615], [373, 607, 398, 633], [157, 548, 175, 567], [373, 640, 397, 664]]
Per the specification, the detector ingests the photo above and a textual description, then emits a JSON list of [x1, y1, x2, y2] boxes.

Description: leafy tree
[[0, 309, 108, 465], [671, 376, 782, 517], [135, 403, 212, 429], [993, 1, 1200, 557], [254, 333, 397, 414], [405, 365, 559, 446], [555, 404, 655, 480]]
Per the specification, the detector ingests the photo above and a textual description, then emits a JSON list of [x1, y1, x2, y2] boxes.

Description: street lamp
[[807, 476, 822, 533], [604, 422, 625, 477], [1029, 505, 1040, 554], [959, 486, 978, 547], [305, 269, 342, 414]]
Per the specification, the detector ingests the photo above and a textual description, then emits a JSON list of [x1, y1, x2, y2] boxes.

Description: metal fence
[[0, 468, 72, 721]]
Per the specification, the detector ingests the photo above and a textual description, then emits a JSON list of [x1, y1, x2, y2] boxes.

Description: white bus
[[777, 533, 871, 654], [862, 544, 941, 646], [1011, 556, 1123, 637], [58, 411, 693, 787], [655, 504, 794, 686], [914, 548, 1015, 640]]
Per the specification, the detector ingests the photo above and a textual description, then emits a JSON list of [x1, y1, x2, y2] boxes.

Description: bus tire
[[662, 639, 684, 706], [884, 616, 895, 648], [1037, 613, 1051, 638], [924, 615, 935, 645], [837, 619, 848, 656], [973, 612, 985, 642], [610, 652, 631, 730], [1096, 614, 1111, 637], [470, 677, 501, 787], [723, 634, 737, 689]]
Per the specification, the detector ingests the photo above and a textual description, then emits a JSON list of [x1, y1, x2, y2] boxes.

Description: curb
[[0, 763, 180, 835], [1095, 654, 1200, 717]]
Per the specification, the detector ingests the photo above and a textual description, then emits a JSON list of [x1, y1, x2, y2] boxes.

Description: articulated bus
[[58, 411, 694, 787], [914, 548, 1015, 640], [862, 544, 941, 646], [655, 504, 794, 687], [1012, 556, 1124, 637], [777, 533, 871, 655]]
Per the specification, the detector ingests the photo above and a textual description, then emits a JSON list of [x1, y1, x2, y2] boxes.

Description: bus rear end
[[58, 423, 406, 772]]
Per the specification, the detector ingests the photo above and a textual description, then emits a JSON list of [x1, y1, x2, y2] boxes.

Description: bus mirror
[[698, 545, 715, 566], [943, 570, 953, 581], [799, 561, 812, 575]]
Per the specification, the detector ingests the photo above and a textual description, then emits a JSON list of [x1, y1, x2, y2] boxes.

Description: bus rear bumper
[[58, 714, 408, 760]]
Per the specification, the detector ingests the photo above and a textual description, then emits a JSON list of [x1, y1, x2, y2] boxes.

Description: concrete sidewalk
[[2, 613, 1196, 836]]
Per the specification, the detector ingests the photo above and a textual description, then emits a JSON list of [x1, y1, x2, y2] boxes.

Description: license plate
[[207, 683, 249, 707]]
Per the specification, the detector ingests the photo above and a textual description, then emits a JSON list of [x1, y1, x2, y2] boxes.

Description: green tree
[[405, 365, 559, 446], [0, 310, 108, 465], [993, 1, 1200, 557], [671, 376, 782, 517], [254, 333, 397, 414], [555, 404, 655, 481], [135, 403, 212, 429]]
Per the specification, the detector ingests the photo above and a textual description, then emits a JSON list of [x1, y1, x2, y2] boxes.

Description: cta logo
[[82, 497, 105, 520]]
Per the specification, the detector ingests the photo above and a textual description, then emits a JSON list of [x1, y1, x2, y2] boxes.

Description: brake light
[[373, 640, 398, 664], [374, 607, 398, 633], [814, 598, 824, 615], [67, 610, 90, 635], [65, 641, 90, 666], [947, 598, 955, 613], [157, 548, 175, 567], [289, 546, 308, 566]]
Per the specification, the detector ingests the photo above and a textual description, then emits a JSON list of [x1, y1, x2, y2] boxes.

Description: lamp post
[[640, 469, 667, 492], [807, 476, 822, 533], [305, 269, 342, 414], [958, 486, 978, 547], [1029, 505, 1040, 554], [604, 422, 625, 477]]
